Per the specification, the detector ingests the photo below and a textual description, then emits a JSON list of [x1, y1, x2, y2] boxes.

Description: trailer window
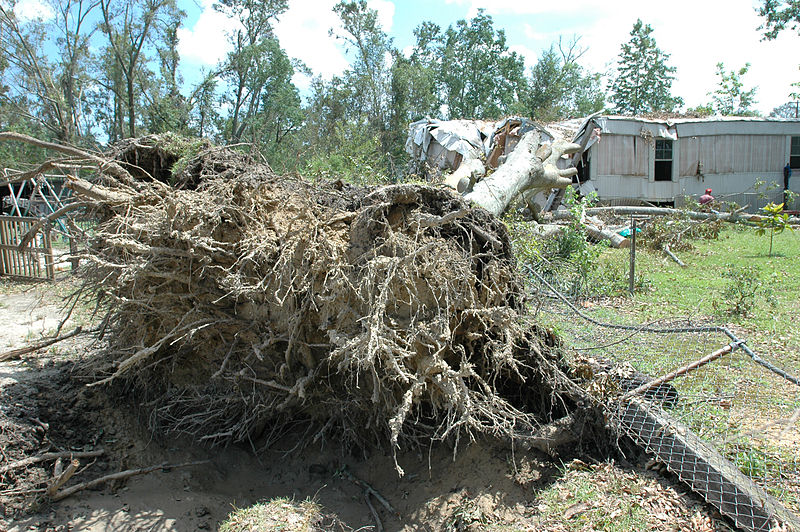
[[655, 139, 673, 181], [791, 136, 800, 169]]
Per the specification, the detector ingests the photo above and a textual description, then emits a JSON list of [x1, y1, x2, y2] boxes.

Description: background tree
[[386, 49, 438, 162], [215, 0, 294, 150], [435, 10, 527, 118], [709, 62, 758, 116], [98, 0, 185, 140], [300, 0, 395, 179], [770, 101, 800, 117], [758, 0, 800, 39], [525, 36, 605, 122], [141, 12, 190, 134], [0, 0, 97, 144], [609, 19, 683, 115]]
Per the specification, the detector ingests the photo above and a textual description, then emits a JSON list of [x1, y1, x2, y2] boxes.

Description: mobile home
[[571, 116, 800, 209]]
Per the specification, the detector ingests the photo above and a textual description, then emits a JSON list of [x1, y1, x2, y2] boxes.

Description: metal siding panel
[[679, 137, 701, 176], [734, 136, 750, 173], [634, 137, 649, 176]]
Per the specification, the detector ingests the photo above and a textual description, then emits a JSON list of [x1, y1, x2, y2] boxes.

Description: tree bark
[[463, 131, 580, 217], [444, 157, 484, 193], [558, 206, 800, 225]]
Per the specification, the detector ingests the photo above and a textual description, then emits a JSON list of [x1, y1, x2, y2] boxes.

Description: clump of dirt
[[66, 139, 602, 471]]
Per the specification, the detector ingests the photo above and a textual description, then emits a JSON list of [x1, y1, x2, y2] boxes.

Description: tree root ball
[[84, 143, 580, 468]]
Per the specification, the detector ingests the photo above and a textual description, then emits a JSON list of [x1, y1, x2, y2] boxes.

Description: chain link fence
[[528, 270, 800, 531]]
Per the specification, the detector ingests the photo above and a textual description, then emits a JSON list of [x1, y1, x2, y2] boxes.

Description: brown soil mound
[[72, 139, 595, 470]]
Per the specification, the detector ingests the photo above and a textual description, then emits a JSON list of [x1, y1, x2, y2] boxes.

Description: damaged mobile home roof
[[406, 117, 555, 168], [572, 114, 800, 144]]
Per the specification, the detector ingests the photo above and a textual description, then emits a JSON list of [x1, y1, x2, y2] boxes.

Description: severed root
[[0, 449, 104, 477], [514, 415, 581, 456], [0, 326, 89, 363], [47, 459, 79, 496], [338, 466, 398, 530], [50, 460, 208, 501]]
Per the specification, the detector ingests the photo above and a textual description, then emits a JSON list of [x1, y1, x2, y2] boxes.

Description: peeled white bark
[[463, 131, 581, 217], [583, 223, 629, 248], [444, 157, 485, 193]]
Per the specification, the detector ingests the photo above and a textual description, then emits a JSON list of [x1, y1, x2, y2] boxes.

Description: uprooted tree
[[0, 131, 607, 473], [6, 132, 800, 532]]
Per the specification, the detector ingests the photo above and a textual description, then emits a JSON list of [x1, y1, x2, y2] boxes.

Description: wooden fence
[[0, 216, 55, 281]]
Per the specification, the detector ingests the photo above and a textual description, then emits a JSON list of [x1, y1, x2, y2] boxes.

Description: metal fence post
[[629, 215, 636, 296]]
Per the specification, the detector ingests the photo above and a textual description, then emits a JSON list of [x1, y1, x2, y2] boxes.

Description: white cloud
[[13, 0, 54, 21], [367, 0, 395, 32], [488, 0, 800, 114], [273, 0, 349, 84], [176, 7, 238, 66]]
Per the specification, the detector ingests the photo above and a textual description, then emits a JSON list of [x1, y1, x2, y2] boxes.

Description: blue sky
[[175, 0, 800, 115]]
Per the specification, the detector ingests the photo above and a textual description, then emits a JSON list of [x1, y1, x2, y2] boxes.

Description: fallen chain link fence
[[527, 268, 800, 532]]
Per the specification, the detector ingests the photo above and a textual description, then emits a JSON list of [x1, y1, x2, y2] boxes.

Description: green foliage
[[754, 202, 795, 257], [710, 62, 758, 116], [590, 257, 650, 297], [758, 0, 800, 39], [418, 10, 527, 119], [300, 127, 390, 186], [505, 215, 546, 267], [770, 101, 800, 118], [161, 134, 207, 182], [543, 188, 607, 295], [609, 19, 683, 115], [639, 214, 723, 252], [526, 37, 605, 121], [714, 265, 772, 317]]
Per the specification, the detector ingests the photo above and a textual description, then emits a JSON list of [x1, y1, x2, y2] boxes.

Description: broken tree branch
[[0, 449, 104, 476], [662, 244, 686, 267], [0, 326, 91, 363], [47, 459, 79, 496], [583, 222, 629, 249], [16, 202, 90, 250], [50, 460, 209, 501], [444, 157, 485, 193]]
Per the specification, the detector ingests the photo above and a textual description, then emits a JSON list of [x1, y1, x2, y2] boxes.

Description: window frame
[[654, 139, 673, 182], [791, 136, 800, 170]]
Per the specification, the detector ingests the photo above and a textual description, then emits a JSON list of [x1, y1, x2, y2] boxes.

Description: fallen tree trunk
[[463, 131, 580, 216], [583, 223, 629, 249], [444, 157, 485, 193], [556, 206, 800, 225]]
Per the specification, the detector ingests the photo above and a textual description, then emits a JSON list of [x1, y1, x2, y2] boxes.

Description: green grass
[[219, 498, 325, 532], [594, 225, 800, 363], [534, 463, 654, 531]]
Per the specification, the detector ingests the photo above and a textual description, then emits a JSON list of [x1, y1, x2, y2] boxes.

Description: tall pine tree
[[609, 19, 682, 115]]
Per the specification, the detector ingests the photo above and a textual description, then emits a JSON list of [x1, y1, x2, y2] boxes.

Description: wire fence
[[527, 269, 800, 531]]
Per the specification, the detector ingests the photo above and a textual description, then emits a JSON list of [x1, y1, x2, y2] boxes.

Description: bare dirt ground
[[0, 278, 734, 531]]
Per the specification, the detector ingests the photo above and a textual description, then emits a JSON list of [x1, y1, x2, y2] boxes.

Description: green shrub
[[714, 265, 772, 317]]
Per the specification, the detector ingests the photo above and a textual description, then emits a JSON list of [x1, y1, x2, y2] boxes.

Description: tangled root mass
[[83, 139, 582, 467]]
